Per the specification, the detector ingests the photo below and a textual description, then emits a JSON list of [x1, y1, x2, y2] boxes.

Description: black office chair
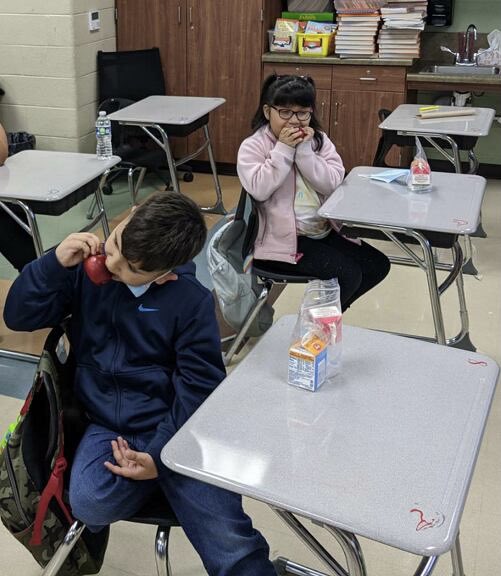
[[222, 189, 317, 365], [34, 324, 181, 576], [95, 48, 193, 200]]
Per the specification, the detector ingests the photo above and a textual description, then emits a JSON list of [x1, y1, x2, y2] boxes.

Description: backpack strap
[[29, 351, 74, 546], [30, 448, 73, 546]]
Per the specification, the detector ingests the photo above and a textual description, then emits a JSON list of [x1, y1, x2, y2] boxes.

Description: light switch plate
[[88, 11, 100, 31]]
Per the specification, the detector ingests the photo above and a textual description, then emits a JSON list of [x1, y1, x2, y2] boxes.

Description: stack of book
[[334, 1, 382, 58], [378, 1, 428, 59]]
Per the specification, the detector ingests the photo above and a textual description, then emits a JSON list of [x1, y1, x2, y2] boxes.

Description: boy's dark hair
[[251, 74, 324, 150], [121, 192, 207, 272]]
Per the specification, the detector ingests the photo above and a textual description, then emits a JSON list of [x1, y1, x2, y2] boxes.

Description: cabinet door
[[316, 89, 331, 137], [116, 0, 186, 96], [330, 90, 405, 172], [185, 0, 265, 164]]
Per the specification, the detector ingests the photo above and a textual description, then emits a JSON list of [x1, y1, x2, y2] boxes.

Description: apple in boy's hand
[[84, 253, 112, 285]]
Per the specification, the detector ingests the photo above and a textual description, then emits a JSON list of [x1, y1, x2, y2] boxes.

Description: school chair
[[221, 188, 317, 365]]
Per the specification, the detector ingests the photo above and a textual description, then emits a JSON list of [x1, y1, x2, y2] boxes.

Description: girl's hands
[[278, 126, 314, 148], [55, 232, 102, 268]]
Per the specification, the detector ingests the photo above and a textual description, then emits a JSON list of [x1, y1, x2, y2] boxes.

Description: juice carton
[[288, 332, 327, 391]]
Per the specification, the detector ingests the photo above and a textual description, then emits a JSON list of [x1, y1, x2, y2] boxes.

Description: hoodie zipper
[[110, 291, 122, 429], [4, 444, 31, 528]]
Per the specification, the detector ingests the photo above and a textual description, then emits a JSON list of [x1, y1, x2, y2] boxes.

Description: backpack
[[0, 324, 109, 575], [207, 189, 274, 337]]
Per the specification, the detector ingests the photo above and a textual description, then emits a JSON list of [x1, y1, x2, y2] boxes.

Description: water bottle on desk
[[95, 111, 112, 159]]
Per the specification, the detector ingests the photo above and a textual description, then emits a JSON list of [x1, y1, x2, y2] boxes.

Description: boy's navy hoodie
[[3, 249, 225, 469]]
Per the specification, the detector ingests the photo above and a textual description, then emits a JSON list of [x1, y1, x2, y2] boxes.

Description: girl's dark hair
[[251, 74, 324, 150], [121, 192, 207, 272]]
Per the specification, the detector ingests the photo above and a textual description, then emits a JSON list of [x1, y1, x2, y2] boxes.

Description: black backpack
[[0, 324, 109, 575]]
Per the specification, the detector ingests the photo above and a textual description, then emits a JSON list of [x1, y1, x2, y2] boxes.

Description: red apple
[[83, 253, 112, 285]]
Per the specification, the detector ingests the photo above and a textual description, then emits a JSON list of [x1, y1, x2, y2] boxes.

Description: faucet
[[463, 24, 477, 65], [440, 24, 478, 66]]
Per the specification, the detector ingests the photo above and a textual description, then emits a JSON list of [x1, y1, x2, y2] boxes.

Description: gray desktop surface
[[0, 150, 120, 202], [162, 315, 498, 557], [378, 104, 495, 137], [107, 95, 226, 125], [318, 167, 486, 235]]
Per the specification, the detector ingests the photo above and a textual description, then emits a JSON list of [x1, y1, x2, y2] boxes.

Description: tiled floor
[[0, 174, 499, 575]]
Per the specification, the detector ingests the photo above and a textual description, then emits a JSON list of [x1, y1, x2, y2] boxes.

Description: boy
[[4, 192, 277, 576]]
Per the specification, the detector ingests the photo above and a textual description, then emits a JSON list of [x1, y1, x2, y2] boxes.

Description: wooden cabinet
[[263, 61, 407, 172], [330, 66, 406, 171], [115, 0, 281, 164]]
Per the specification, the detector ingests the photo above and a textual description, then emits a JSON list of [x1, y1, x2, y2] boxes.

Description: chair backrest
[[97, 48, 166, 103]]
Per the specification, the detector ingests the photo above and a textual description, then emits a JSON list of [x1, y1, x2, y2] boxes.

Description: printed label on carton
[[288, 335, 327, 391]]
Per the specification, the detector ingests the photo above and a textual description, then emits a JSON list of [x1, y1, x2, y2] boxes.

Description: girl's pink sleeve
[[294, 135, 345, 197], [237, 136, 295, 202]]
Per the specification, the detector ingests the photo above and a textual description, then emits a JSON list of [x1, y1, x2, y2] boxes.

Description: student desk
[[378, 104, 495, 175], [162, 315, 499, 576], [0, 150, 119, 257], [108, 95, 226, 214], [0, 150, 119, 361], [318, 166, 486, 350]]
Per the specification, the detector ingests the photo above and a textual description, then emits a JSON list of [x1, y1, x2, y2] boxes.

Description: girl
[[237, 74, 390, 310]]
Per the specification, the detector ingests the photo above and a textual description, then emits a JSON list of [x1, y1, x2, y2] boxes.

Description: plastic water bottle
[[95, 111, 112, 159]]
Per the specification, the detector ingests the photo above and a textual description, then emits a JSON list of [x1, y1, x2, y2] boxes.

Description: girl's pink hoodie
[[237, 125, 345, 263]]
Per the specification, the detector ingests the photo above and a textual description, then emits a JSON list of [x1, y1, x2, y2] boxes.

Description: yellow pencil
[[419, 105, 440, 112]]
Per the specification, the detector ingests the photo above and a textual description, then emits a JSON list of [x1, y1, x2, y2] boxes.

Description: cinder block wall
[[0, 0, 116, 153]]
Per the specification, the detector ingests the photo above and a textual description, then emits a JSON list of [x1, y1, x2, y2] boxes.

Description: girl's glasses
[[270, 106, 312, 121]]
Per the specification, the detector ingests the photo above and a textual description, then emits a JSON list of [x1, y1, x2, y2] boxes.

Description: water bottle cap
[[99, 111, 106, 116]]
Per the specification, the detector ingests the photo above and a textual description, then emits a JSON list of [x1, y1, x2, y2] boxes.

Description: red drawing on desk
[[468, 358, 488, 367], [453, 218, 468, 227], [410, 507, 444, 531]]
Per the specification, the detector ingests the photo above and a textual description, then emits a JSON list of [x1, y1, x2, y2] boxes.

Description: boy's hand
[[55, 233, 101, 268], [104, 437, 159, 480]]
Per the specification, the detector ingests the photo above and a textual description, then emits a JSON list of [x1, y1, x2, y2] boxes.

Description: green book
[[281, 11, 335, 22]]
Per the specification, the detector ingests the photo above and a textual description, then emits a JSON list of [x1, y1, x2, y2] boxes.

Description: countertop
[[262, 52, 413, 66], [407, 61, 501, 91], [262, 53, 501, 92]]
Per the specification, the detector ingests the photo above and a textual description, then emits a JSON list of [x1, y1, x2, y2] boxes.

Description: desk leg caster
[[449, 331, 476, 352], [461, 259, 478, 276], [470, 220, 487, 239], [272, 557, 330, 576]]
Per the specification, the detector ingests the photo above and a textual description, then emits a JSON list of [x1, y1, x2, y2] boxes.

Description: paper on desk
[[417, 108, 476, 119], [359, 169, 409, 183]]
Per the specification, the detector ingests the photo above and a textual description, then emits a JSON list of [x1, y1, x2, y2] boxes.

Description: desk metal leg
[[142, 124, 226, 215], [203, 124, 226, 215], [398, 131, 482, 271], [408, 230, 446, 345], [451, 534, 465, 576], [273, 508, 442, 576]]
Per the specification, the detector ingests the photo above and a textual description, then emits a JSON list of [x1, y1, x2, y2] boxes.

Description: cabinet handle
[[189, 6, 193, 26], [320, 101, 325, 120], [177, 5, 181, 24], [333, 101, 339, 125], [359, 77, 377, 81]]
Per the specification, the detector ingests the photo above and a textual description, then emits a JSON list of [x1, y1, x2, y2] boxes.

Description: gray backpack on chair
[[207, 189, 273, 337]]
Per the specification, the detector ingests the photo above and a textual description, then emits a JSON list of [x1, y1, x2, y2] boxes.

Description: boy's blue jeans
[[69, 424, 276, 576]]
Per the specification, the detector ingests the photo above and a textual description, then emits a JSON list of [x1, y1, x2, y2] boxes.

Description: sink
[[421, 65, 500, 76]]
